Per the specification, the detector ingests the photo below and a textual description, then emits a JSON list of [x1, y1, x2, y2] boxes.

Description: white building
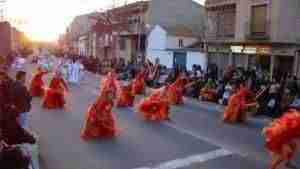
[[147, 25, 207, 71]]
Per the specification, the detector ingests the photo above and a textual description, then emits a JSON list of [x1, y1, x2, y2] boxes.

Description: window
[[119, 37, 126, 50], [136, 16, 141, 24], [251, 5, 267, 34], [128, 17, 133, 24], [216, 6, 236, 37], [179, 39, 184, 48]]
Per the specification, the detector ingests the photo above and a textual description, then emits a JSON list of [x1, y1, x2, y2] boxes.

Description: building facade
[[90, 0, 205, 64], [0, 21, 11, 57], [65, 13, 100, 55], [205, 0, 300, 79], [146, 0, 205, 37], [91, 1, 149, 63]]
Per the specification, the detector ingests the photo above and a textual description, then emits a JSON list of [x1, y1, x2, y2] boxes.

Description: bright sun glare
[[6, 0, 204, 42], [7, 0, 110, 42]]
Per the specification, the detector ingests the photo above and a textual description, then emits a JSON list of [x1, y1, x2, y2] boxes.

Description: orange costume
[[42, 76, 68, 109], [100, 72, 118, 95], [81, 81, 118, 140], [167, 77, 187, 105], [223, 87, 251, 123], [263, 110, 300, 169], [116, 82, 135, 107], [30, 69, 47, 97], [132, 71, 146, 95], [200, 87, 216, 102], [137, 87, 170, 121]]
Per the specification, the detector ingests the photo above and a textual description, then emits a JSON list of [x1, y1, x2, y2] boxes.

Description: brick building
[[91, 1, 149, 63]]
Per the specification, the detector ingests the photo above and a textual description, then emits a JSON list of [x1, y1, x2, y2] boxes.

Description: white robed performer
[[68, 59, 80, 84], [78, 61, 85, 81], [38, 56, 50, 71], [54, 58, 67, 81], [61, 60, 69, 81], [12, 57, 26, 71]]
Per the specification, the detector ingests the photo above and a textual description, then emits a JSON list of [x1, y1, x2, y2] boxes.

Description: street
[[1, 0, 300, 168], [24, 64, 298, 169]]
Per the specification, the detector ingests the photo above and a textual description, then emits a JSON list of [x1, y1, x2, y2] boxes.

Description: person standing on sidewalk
[[0, 71, 36, 145], [11, 71, 32, 129]]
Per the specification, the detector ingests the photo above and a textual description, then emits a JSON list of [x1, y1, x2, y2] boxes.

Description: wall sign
[[230, 46, 243, 53], [257, 47, 271, 55], [230, 45, 272, 54], [244, 47, 257, 54], [208, 46, 218, 52], [218, 46, 231, 53]]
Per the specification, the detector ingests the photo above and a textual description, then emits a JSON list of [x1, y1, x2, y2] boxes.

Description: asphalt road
[[22, 63, 299, 169]]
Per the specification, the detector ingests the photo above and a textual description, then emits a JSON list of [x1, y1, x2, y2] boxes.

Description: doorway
[[274, 55, 294, 79], [173, 52, 187, 69]]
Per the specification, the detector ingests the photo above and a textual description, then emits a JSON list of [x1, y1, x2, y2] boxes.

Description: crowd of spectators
[[118, 59, 300, 119], [61, 54, 300, 119]]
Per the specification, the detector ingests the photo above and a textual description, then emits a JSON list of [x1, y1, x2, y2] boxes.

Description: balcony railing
[[206, 0, 236, 7], [244, 20, 271, 40], [125, 22, 145, 34]]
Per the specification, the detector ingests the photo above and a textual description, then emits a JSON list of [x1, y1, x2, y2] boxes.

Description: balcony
[[127, 23, 139, 34], [206, 0, 236, 8], [245, 20, 271, 41]]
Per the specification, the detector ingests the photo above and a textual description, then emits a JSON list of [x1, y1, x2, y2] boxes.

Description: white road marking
[[126, 108, 245, 156], [133, 148, 233, 169], [163, 122, 248, 157]]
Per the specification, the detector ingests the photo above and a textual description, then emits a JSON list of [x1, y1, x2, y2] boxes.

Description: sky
[[6, 0, 205, 42]]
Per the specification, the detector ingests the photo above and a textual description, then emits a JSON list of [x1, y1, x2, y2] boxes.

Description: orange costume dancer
[[81, 84, 118, 140], [167, 77, 187, 105], [200, 86, 217, 102], [137, 87, 170, 121], [263, 110, 300, 169], [116, 82, 135, 107], [42, 72, 69, 109], [100, 72, 118, 95], [132, 70, 146, 95], [30, 68, 47, 97], [199, 79, 217, 102], [223, 86, 255, 123]]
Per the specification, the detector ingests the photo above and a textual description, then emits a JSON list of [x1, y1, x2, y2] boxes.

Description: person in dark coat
[[11, 71, 32, 129], [0, 140, 30, 169], [0, 71, 35, 146]]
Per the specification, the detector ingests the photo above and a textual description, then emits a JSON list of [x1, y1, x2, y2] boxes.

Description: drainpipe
[[294, 51, 299, 77], [270, 54, 275, 80]]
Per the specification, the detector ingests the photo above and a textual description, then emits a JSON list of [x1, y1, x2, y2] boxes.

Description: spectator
[[11, 71, 32, 129], [0, 71, 35, 145], [199, 78, 217, 102], [0, 143, 30, 169], [147, 58, 161, 87]]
